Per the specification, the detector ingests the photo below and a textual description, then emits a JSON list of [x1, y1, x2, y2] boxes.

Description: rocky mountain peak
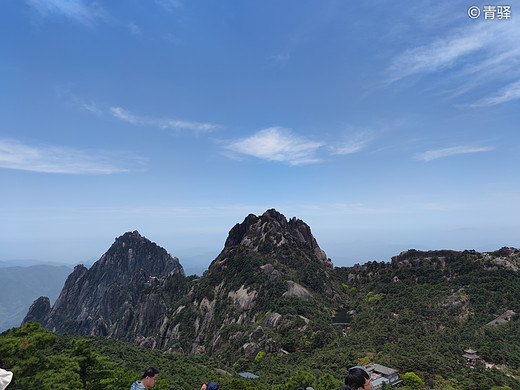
[[222, 209, 331, 268], [24, 231, 185, 336], [24, 212, 336, 357], [88, 230, 184, 286]]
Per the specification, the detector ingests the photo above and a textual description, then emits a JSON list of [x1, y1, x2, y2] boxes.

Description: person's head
[[206, 382, 220, 390], [141, 366, 159, 388], [201, 382, 209, 390], [345, 367, 372, 390]]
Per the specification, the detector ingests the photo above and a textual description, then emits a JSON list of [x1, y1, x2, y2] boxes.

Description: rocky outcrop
[[487, 310, 516, 326], [24, 231, 184, 340], [23, 210, 343, 361], [391, 249, 458, 268], [282, 281, 313, 300], [88, 231, 184, 284], [482, 247, 520, 271], [260, 264, 283, 281], [228, 285, 257, 310], [263, 312, 283, 329], [23, 296, 51, 324], [221, 209, 332, 269], [391, 247, 520, 272]]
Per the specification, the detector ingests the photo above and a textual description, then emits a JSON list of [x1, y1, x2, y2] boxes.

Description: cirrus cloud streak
[[110, 107, 217, 132], [416, 146, 492, 162], [26, 0, 106, 25], [0, 138, 131, 174]]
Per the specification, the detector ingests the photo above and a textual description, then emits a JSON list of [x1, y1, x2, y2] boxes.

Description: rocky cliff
[[24, 210, 342, 361], [24, 231, 184, 341], [176, 209, 339, 358], [27, 210, 518, 363]]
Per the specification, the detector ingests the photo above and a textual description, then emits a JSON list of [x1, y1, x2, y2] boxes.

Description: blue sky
[[1, 0, 519, 272]]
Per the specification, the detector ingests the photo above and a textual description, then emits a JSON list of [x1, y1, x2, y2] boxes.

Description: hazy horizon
[[1, 208, 517, 272]]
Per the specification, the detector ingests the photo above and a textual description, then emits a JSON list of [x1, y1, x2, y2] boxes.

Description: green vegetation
[[403, 372, 423, 388], [0, 322, 232, 389], [3, 250, 520, 389]]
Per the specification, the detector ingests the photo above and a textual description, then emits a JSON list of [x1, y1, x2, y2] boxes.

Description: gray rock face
[[260, 264, 283, 281], [222, 209, 332, 269], [282, 281, 313, 300], [23, 210, 341, 359], [250, 326, 265, 341], [242, 342, 260, 359], [25, 231, 184, 341], [23, 296, 51, 324], [263, 312, 283, 329], [88, 231, 184, 286]]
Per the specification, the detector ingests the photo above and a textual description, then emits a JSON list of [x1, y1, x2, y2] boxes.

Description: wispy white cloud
[[330, 133, 372, 155], [416, 146, 492, 162], [128, 22, 142, 36], [155, 0, 182, 11], [26, 0, 106, 25], [270, 49, 291, 64], [463, 80, 520, 107], [227, 127, 325, 165], [0, 138, 130, 174], [110, 107, 140, 124], [110, 107, 217, 132], [387, 26, 488, 83], [80, 101, 102, 115], [386, 17, 520, 106]]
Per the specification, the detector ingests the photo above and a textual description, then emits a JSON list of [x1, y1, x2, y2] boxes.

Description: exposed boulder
[[243, 342, 260, 359], [250, 326, 265, 341], [487, 310, 517, 326], [228, 285, 257, 310], [260, 264, 283, 281], [263, 312, 283, 329], [282, 281, 313, 300]]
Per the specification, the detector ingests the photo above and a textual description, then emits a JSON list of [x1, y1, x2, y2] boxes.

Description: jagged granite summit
[[23, 210, 520, 364], [24, 231, 184, 339], [221, 208, 332, 269], [24, 210, 340, 357]]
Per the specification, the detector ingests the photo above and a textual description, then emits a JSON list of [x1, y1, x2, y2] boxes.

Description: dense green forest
[[3, 250, 520, 389], [2, 313, 519, 390]]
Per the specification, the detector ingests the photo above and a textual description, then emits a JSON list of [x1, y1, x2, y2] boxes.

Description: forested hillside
[[7, 211, 520, 389], [3, 247, 520, 389]]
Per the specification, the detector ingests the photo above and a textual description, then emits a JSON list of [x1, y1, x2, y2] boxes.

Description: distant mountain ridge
[[24, 209, 520, 368], [0, 264, 71, 332]]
